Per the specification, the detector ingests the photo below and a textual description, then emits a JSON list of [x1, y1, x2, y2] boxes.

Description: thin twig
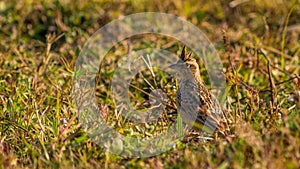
[[275, 75, 298, 86], [259, 49, 276, 108]]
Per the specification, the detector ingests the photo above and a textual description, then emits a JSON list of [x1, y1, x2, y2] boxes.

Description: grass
[[0, 0, 299, 168]]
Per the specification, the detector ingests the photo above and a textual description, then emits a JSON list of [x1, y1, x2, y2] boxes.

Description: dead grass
[[0, 0, 299, 168]]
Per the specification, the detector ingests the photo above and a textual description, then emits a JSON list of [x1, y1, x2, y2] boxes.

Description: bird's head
[[169, 46, 200, 79]]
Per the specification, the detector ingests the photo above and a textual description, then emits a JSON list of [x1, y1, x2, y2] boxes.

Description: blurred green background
[[0, 0, 299, 168]]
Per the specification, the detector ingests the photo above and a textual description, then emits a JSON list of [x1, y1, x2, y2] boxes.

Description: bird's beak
[[168, 63, 178, 69]]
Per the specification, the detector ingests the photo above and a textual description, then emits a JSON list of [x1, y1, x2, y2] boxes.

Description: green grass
[[0, 0, 299, 168]]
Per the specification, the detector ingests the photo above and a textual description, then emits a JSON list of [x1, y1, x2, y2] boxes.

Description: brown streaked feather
[[174, 46, 230, 136]]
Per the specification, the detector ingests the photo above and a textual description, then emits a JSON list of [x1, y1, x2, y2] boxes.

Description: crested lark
[[171, 46, 229, 137]]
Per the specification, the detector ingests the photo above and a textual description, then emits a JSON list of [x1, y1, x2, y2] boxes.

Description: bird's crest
[[180, 46, 194, 62]]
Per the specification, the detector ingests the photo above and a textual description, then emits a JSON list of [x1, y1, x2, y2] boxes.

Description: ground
[[0, 0, 299, 168]]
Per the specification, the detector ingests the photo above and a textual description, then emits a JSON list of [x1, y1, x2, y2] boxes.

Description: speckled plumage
[[172, 46, 228, 136]]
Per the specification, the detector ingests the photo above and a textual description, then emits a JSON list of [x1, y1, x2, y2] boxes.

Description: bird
[[170, 46, 229, 137]]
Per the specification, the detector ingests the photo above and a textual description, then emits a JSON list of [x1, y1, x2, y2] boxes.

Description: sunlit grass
[[0, 0, 299, 168]]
